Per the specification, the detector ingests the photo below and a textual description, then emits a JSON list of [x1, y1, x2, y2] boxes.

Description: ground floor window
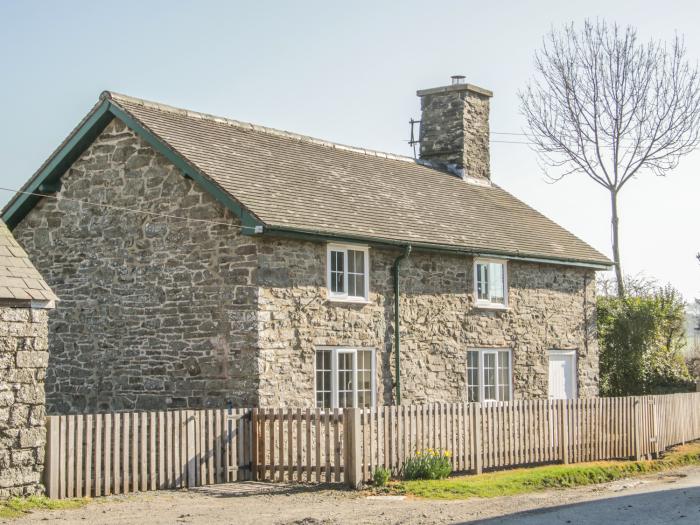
[[315, 348, 375, 409], [467, 348, 512, 402]]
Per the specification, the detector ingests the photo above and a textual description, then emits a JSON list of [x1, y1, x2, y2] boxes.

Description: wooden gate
[[250, 408, 345, 483]]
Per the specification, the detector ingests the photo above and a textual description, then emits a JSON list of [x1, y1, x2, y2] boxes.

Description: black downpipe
[[393, 245, 412, 405]]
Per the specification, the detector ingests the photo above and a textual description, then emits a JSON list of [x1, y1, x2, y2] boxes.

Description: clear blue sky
[[1, 0, 698, 299]]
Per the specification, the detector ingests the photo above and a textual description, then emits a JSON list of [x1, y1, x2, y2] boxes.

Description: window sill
[[473, 303, 509, 311], [327, 297, 372, 305]]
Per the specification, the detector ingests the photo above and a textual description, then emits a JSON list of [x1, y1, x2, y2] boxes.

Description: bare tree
[[520, 20, 700, 296]]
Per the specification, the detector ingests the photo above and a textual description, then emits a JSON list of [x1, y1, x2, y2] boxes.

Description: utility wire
[[0, 186, 250, 230]]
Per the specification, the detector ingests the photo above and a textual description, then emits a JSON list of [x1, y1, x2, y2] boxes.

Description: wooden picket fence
[[44, 392, 700, 497], [44, 409, 252, 499], [350, 396, 661, 483]]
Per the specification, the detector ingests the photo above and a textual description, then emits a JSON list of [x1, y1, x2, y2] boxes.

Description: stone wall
[[258, 240, 598, 406], [418, 85, 491, 180], [13, 115, 599, 414], [13, 119, 260, 414], [0, 307, 49, 497]]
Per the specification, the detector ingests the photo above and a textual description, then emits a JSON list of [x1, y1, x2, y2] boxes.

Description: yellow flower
[[444, 451, 452, 457]]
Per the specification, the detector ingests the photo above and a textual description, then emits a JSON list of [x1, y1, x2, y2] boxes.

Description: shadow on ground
[[463, 485, 700, 525], [188, 481, 348, 498]]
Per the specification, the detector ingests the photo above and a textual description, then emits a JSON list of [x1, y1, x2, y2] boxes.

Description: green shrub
[[373, 467, 391, 486], [402, 448, 452, 480], [598, 283, 693, 396]]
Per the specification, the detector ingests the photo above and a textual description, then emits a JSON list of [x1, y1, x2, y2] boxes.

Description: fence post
[[650, 398, 659, 459], [345, 407, 362, 488], [186, 411, 196, 487], [472, 403, 482, 475], [44, 416, 59, 498], [250, 409, 259, 481], [633, 398, 641, 461], [559, 400, 569, 465], [681, 394, 687, 445]]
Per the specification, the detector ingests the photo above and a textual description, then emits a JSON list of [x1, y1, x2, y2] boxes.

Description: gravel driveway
[[5, 466, 700, 525]]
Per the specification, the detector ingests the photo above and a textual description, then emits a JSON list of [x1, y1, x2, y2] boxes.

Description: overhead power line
[[0, 186, 249, 230]]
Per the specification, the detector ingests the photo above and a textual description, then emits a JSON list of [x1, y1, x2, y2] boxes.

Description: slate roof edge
[[0, 100, 112, 226]]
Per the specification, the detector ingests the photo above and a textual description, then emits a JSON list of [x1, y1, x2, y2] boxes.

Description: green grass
[[387, 441, 700, 500], [0, 495, 88, 519]]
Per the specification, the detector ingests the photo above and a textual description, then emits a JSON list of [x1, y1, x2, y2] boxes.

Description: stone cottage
[[2, 78, 611, 414], [0, 220, 56, 496]]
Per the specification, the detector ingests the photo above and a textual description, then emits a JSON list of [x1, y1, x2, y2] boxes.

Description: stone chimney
[[417, 76, 493, 180]]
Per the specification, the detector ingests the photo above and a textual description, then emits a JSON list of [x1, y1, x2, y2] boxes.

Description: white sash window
[[467, 349, 512, 402], [327, 244, 369, 302], [474, 258, 508, 308], [315, 348, 376, 409]]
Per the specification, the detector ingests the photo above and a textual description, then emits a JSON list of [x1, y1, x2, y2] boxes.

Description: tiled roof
[[106, 92, 610, 267], [0, 220, 57, 304], [3, 91, 611, 268]]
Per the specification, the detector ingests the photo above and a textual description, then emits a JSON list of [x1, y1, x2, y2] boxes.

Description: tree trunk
[[610, 189, 624, 297]]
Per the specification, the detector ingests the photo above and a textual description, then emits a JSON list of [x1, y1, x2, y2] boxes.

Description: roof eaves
[[262, 224, 613, 270]]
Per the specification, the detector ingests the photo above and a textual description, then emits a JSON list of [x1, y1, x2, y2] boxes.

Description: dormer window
[[474, 258, 508, 308], [327, 244, 369, 302]]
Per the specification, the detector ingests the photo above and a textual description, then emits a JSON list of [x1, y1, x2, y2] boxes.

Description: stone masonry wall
[[13, 115, 598, 414], [0, 307, 48, 497], [419, 87, 491, 180], [13, 119, 260, 414], [258, 240, 598, 406]]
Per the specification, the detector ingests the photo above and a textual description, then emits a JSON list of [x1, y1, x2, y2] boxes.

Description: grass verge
[[385, 441, 700, 500], [0, 495, 88, 520]]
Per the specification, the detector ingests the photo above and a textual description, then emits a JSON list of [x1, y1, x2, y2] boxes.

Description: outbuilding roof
[[2, 91, 611, 268], [0, 220, 57, 306]]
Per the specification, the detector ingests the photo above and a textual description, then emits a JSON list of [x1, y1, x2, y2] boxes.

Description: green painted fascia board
[[263, 226, 612, 270], [106, 103, 264, 233], [2, 100, 113, 228], [3, 99, 265, 234]]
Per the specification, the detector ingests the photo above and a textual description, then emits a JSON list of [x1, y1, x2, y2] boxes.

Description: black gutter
[[393, 245, 412, 405]]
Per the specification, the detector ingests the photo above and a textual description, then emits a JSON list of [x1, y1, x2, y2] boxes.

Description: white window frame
[[314, 347, 376, 409], [466, 348, 513, 403], [473, 258, 509, 309], [326, 244, 370, 302]]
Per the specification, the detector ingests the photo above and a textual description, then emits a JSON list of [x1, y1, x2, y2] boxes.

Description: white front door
[[548, 350, 576, 399]]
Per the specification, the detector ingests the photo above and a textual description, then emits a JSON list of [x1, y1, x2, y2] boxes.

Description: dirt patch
[[5, 466, 700, 525]]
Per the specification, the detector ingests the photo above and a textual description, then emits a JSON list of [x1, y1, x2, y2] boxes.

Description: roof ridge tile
[[103, 90, 419, 164]]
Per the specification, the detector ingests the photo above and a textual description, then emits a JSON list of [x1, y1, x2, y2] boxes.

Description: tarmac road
[[471, 467, 700, 525]]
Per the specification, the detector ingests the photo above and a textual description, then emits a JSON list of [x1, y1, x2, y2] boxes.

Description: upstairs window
[[474, 258, 508, 308], [327, 244, 369, 302]]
